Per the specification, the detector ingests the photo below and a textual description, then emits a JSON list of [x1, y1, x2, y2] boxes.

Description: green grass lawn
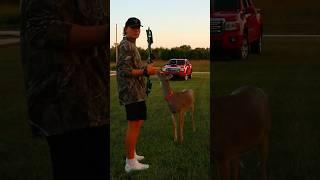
[[110, 74, 210, 179], [212, 36, 320, 179], [0, 46, 52, 180], [0, 45, 210, 179]]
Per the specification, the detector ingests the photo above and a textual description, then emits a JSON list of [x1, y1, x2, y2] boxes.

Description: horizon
[[109, 44, 210, 50]]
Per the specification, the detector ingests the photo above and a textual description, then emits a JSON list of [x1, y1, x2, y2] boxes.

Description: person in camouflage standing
[[20, 0, 109, 179], [117, 17, 157, 173]]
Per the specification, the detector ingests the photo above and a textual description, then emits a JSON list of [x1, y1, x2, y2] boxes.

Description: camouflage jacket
[[20, 0, 109, 136], [116, 37, 146, 105]]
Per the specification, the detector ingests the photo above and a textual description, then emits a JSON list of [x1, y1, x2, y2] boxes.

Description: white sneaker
[[125, 158, 149, 173], [135, 152, 145, 161]]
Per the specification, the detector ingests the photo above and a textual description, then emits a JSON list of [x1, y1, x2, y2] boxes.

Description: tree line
[[110, 45, 210, 62]]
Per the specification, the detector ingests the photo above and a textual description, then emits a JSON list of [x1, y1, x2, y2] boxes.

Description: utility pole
[[115, 24, 118, 64]]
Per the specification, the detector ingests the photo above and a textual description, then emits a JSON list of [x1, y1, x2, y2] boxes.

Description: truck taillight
[[225, 21, 240, 31]]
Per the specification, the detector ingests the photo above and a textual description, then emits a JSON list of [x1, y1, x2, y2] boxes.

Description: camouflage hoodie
[[116, 37, 146, 105], [20, 0, 109, 136]]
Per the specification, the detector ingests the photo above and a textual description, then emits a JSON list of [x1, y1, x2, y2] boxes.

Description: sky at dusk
[[110, 0, 210, 49]]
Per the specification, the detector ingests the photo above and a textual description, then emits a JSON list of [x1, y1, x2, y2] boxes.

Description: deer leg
[[171, 114, 177, 142], [179, 111, 185, 143], [191, 104, 195, 132], [259, 135, 269, 180]]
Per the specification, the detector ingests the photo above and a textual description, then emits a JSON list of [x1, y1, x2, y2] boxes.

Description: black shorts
[[125, 101, 147, 121]]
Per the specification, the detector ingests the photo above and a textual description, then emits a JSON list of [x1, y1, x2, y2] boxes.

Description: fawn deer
[[213, 86, 271, 180], [157, 71, 195, 143]]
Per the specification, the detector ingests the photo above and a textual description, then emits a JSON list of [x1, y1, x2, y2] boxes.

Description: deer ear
[[167, 74, 173, 80]]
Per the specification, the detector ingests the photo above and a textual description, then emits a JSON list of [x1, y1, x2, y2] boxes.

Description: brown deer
[[213, 86, 271, 180], [157, 71, 195, 143]]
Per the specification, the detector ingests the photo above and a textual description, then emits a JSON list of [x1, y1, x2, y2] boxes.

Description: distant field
[[0, 3, 20, 29], [255, 0, 320, 34], [213, 36, 320, 179], [0, 4, 19, 17], [110, 59, 210, 72]]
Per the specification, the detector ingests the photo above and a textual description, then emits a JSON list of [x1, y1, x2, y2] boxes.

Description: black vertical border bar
[[210, 0, 215, 179], [103, 0, 111, 178]]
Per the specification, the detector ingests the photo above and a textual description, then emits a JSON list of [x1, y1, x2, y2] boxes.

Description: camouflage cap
[[125, 17, 143, 28]]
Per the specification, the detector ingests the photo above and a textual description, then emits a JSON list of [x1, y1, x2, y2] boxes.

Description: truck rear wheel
[[235, 36, 249, 59], [251, 34, 262, 54]]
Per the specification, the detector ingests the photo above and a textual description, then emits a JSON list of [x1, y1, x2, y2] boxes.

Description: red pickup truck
[[161, 59, 192, 80], [211, 0, 263, 59]]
